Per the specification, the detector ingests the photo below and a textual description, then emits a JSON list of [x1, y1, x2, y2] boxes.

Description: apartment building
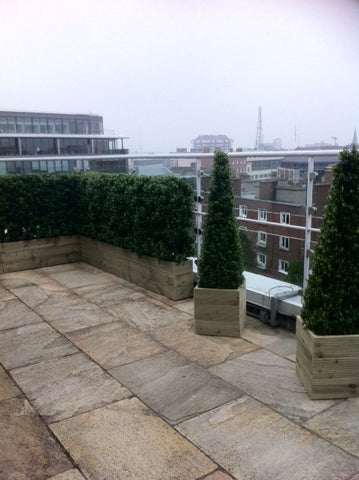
[[0, 110, 128, 175], [200, 173, 329, 282], [191, 135, 233, 153]]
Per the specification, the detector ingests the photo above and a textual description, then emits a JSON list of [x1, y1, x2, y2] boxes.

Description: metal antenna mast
[[255, 106, 264, 150]]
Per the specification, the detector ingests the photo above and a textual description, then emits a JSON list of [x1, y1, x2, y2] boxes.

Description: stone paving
[[0, 262, 358, 480]]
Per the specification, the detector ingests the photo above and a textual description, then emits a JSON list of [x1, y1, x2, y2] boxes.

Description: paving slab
[[105, 296, 190, 332], [173, 298, 195, 315], [66, 320, 166, 369], [49, 266, 114, 288], [0, 322, 77, 370], [0, 298, 43, 330], [0, 285, 15, 301], [10, 281, 70, 308], [48, 470, 86, 480], [210, 349, 336, 423], [109, 350, 242, 424], [242, 315, 296, 358], [0, 397, 72, 480], [35, 295, 116, 333], [177, 396, 359, 480], [50, 397, 217, 480], [0, 364, 21, 400], [73, 281, 145, 306], [202, 471, 235, 480], [11, 352, 130, 422], [0, 269, 47, 289], [304, 398, 359, 457], [39, 262, 85, 274], [152, 318, 259, 368]]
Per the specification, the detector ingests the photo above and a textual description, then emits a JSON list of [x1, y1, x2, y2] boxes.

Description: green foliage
[[198, 151, 244, 289], [287, 261, 304, 287], [238, 229, 258, 273], [0, 172, 194, 263], [0, 174, 82, 242], [302, 146, 359, 335]]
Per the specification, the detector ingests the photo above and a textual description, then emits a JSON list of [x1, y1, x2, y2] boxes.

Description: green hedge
[[0, 173, 194, 263], [0, 174, 82, 242]]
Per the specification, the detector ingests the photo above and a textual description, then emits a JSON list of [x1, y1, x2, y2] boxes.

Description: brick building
[[200, 174, 330, 282]]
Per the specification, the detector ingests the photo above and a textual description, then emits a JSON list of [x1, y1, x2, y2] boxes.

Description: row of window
[[0, 158, 128, 175], [239, 205, 290, 224], [0, 114, 103, 135], [257, 232, 290, 250], [257, 254, 289, 274], [0, 138, 116, 156]]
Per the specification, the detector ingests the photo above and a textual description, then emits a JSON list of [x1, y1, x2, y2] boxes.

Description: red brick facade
[[198, 176, 330, 281]]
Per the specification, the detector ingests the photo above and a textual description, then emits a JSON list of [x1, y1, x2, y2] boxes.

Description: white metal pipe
[[0, 149, 341, 163], [236, 216, 320, 232], [195, 158, 202, 258], [303, 157, 315, 289], [110, 149, 341, 159]]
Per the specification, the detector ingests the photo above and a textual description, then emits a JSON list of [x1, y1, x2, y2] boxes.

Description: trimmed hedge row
[[0, 173, 194, 263]]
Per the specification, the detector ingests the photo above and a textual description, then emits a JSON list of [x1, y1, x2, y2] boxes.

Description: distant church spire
[[352, 128, 358, 146]]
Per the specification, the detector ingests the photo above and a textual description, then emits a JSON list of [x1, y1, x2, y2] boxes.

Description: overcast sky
[[0, 0, 358, 152]]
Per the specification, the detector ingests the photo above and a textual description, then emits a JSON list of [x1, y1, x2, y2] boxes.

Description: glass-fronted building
[[0, 111, 129, 175]]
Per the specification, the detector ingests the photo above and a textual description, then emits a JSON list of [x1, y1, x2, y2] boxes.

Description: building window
[[239, 205, 247, 217], [257, 253, 266, 269], [257, 231, 267, 247], [258, 208, 267, 221], [280, 212, 290, 224], [279, 236, 289, 250], [278, 259, 289, 274], [239, 226, 247, 231]]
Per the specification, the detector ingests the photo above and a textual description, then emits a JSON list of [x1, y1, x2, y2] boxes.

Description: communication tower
[[255, 106, 264, 150]]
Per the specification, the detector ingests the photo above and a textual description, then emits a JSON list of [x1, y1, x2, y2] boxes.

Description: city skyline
[[1, 0, 358, 153]]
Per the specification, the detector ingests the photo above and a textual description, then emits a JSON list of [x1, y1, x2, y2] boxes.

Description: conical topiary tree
[[301, 146, 359, 335], [197, 150, 244, 289]]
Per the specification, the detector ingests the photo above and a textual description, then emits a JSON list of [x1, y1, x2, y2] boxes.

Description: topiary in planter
[[301, 146, 359, 335], [197, 150, 244, 289]]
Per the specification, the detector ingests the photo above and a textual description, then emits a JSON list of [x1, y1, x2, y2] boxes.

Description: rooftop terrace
[[1, 262, 359, 479]]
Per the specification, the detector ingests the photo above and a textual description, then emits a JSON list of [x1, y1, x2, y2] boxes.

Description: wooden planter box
[[0, 236, 81, 273], [194, 283, 246, 337], [296, 316, 359, 399], [0, 236, 193, 301], [80, 237, 193, 301]]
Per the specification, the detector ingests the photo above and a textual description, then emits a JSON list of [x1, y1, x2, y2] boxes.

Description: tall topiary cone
[[198, 150, 244, 289], [302, 146, 359, 335]]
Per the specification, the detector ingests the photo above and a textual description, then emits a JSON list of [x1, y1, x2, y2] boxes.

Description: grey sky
[[0, 0, 358, 152]]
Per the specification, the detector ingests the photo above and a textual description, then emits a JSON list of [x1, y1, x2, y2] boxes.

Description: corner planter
[[0, 236, 193, 301], [296, 316, 359, 399], [80, 237, 193, 301], [0, 236, 81, 273], [194, 283, 246, 337]]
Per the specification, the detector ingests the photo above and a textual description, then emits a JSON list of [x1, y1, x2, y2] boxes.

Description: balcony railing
[[0, 148, 342, 287]]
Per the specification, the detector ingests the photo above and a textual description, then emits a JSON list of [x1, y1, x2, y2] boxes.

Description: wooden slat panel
[[79, 237, 193, 300], [312, 357, 359, 379], [194, 286, 246, 337], [0, 236, 81, 273], [296, 316, 359, 399]]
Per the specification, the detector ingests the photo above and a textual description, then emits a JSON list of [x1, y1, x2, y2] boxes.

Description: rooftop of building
[[0, 109, 103, 118], [1, 262, 358, 479]]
